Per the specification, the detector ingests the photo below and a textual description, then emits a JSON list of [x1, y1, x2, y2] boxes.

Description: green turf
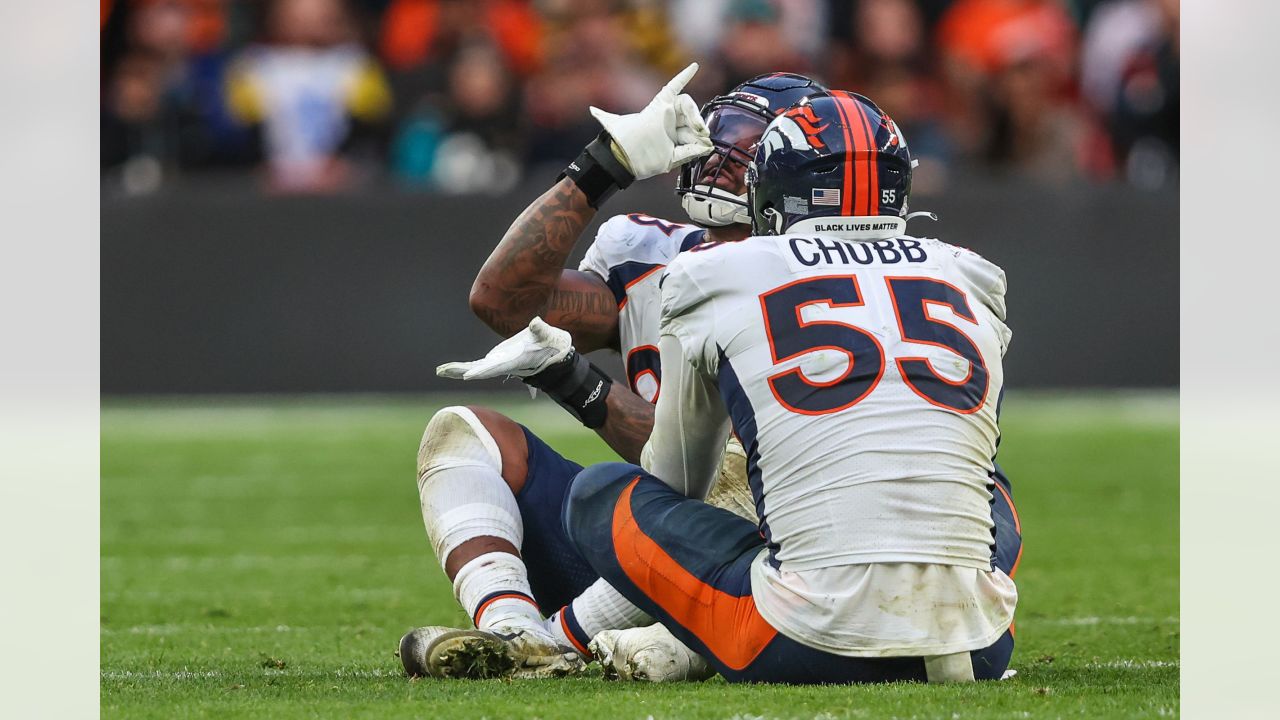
[[101, 392, 1178, 719]]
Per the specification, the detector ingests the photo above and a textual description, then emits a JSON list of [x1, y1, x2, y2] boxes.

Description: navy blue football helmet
[[676, 73, 827, 227], [748, 90, 921, 239]]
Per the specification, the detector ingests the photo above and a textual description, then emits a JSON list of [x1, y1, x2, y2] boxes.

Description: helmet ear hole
[[759, 205, 785, 235], [754, 202, 774, 236]]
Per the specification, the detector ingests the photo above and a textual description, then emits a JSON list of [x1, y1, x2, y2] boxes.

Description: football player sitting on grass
[[400, 64, 828, 681], [435, 89, 1023, 684]]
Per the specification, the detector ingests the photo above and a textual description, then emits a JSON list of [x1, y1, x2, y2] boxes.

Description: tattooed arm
[[469, 178, 619, 352], [467, 177, 663, 460]]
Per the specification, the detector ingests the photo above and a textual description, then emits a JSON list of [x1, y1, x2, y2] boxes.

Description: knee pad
[[418, 406, 503, 485], [417, 406, 521, 562]]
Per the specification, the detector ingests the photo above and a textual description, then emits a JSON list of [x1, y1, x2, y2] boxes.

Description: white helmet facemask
[[681, 184, 752, 226], [677, 104, 768, 228]]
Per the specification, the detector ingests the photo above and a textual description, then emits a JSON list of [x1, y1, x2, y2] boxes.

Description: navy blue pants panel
[[512, 426, 599, 614], [565, 462, 1017, 684], [990, 463, 1022, 577], [728, 626, 1013, 684]]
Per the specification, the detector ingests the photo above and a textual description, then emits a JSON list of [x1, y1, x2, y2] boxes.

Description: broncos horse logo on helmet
[[749, 90, 929, 241], [759, 104, 832, 160], [676, 73, 827, 227]]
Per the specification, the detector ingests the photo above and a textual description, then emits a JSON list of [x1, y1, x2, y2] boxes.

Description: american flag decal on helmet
[[811, 188, 841, 206]]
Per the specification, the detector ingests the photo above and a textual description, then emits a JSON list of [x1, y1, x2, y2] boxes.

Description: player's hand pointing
[[589, 63, 713, 181], [437, 317, 574, 381]]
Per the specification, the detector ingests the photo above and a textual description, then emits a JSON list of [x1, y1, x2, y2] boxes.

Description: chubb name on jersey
[[788, 236, 927, 267]]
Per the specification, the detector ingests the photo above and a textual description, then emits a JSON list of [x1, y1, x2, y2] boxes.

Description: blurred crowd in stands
[[101, 0, 1179, 195]]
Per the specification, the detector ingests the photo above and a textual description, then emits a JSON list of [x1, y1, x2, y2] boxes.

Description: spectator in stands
[[393, 37, 526, 192], [102, 49, 170, 194], [101, 0, 196, 192], [936, 0, 1106, 184], [379, 0, 542, 77], [381, 0, 539, 190], [668, 0, 826, 80], [225, 0, 393, 192], [102, 1, 245, 189], [1080, 0, 1178, 188], [827, 0, 952, 190], [98, 0, 1177, 192], [711, 0, 814, 85], [522, 0, 669, 170]]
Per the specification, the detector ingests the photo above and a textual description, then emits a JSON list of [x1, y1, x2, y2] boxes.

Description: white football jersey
[[579, 213, 707, 402], [649, 232, 1017, 656]]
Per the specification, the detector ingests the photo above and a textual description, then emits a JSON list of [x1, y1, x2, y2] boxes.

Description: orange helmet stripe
[[838, 91, 879, 217], [833, 92, 873, 216], [863, 104, 880, 217], [829, 95, 857, 215]]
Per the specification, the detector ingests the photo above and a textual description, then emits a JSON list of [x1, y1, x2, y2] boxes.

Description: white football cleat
[[399, 621, 586, 680], [589, 624, 716, 682]]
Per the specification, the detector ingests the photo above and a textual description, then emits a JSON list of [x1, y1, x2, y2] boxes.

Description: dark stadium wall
[[101, 177, 1177, 394]]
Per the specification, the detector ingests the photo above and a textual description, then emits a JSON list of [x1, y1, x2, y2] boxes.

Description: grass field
[[101, 391, 1178, 719]]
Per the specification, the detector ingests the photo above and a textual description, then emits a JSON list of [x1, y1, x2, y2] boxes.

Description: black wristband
[[558, 131, 636, 209], [524, 350, 613, 429]]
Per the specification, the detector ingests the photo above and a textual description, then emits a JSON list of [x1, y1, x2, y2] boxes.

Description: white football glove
[[589, 63, 713, 181], [436, 317, 573, 381]]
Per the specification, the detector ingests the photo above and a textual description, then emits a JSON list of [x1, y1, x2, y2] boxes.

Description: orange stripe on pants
[[611, 478, 777, 671]]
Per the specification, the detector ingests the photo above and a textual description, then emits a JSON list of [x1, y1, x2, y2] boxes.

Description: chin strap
[[905, 211, 938, 223]]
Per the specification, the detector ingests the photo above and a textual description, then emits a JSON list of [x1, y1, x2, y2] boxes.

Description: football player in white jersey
[[549, 90, 1023, 683], [400, 65, 828, 680]]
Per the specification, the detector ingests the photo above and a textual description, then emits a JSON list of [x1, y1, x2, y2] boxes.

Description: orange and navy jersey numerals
[[626, 344, 662, 404], [605, 221, 705, 309], [885, 277, 989, 413], [626, 213, 686, 236], [759, 275, 885, 415], [606, 261, 665, 309], [757, 275, 989, 415]]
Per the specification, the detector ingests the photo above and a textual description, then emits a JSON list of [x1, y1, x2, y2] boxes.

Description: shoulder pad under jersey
[[579, 213, 707, 306]]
